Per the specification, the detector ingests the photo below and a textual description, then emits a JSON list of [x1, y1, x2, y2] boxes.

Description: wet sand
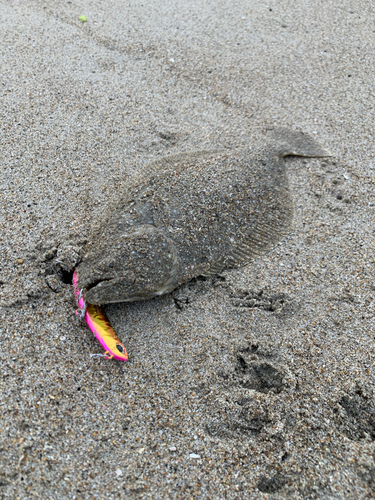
[[1, 0, 375, 498]]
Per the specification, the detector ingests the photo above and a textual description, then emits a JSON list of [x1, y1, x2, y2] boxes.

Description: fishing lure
[[73, 270, 128, 361]]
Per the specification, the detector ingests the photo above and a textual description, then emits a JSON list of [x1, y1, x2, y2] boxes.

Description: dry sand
[[1, 0, 375, 498]]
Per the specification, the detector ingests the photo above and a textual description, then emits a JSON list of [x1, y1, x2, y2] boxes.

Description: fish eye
[[116, 344, 124, 353]]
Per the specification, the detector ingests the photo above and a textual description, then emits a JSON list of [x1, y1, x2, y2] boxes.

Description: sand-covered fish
[[77, 128, 331, 305]]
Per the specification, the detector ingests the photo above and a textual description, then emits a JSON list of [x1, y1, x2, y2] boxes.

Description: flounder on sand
[[77, 128, 331, 304]]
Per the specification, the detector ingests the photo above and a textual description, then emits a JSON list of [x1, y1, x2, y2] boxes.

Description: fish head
[[76, 226, 180, 304]]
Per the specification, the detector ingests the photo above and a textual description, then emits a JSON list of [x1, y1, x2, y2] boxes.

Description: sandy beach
[[1, 0, 375, 498]]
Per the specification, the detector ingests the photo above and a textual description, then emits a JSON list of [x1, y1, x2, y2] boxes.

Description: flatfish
[[77, 128, 331, 304]]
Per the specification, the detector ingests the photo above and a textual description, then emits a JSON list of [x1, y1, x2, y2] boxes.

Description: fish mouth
[[76, 272, 119, 303], [81, 274, 168, 305], [83, 277, 120, 304], [85, 278, 114, 293]]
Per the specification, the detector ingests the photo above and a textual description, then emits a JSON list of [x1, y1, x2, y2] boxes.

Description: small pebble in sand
[[45, 275, 63, 293]]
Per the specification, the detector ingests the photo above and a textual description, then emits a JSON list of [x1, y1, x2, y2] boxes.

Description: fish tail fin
[[268, 127, 332, 158]]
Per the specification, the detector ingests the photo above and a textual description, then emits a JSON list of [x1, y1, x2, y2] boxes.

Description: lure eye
[[116, 344, 124, 353]]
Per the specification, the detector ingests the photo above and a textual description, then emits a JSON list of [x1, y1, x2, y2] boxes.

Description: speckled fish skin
[[77, 128, 331, 305]]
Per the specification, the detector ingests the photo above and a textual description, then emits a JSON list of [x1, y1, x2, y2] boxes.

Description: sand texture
[[1, 0, 375, 498]]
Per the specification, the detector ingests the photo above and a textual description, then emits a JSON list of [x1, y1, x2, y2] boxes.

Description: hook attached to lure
[[73, 270, 128, 361]]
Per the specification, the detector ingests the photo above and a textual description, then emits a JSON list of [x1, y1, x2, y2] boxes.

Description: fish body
[[77, 128, 331, 305]]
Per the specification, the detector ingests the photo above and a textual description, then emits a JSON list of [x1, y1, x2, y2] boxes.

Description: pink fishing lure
[[73, 270, 128, 361]]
